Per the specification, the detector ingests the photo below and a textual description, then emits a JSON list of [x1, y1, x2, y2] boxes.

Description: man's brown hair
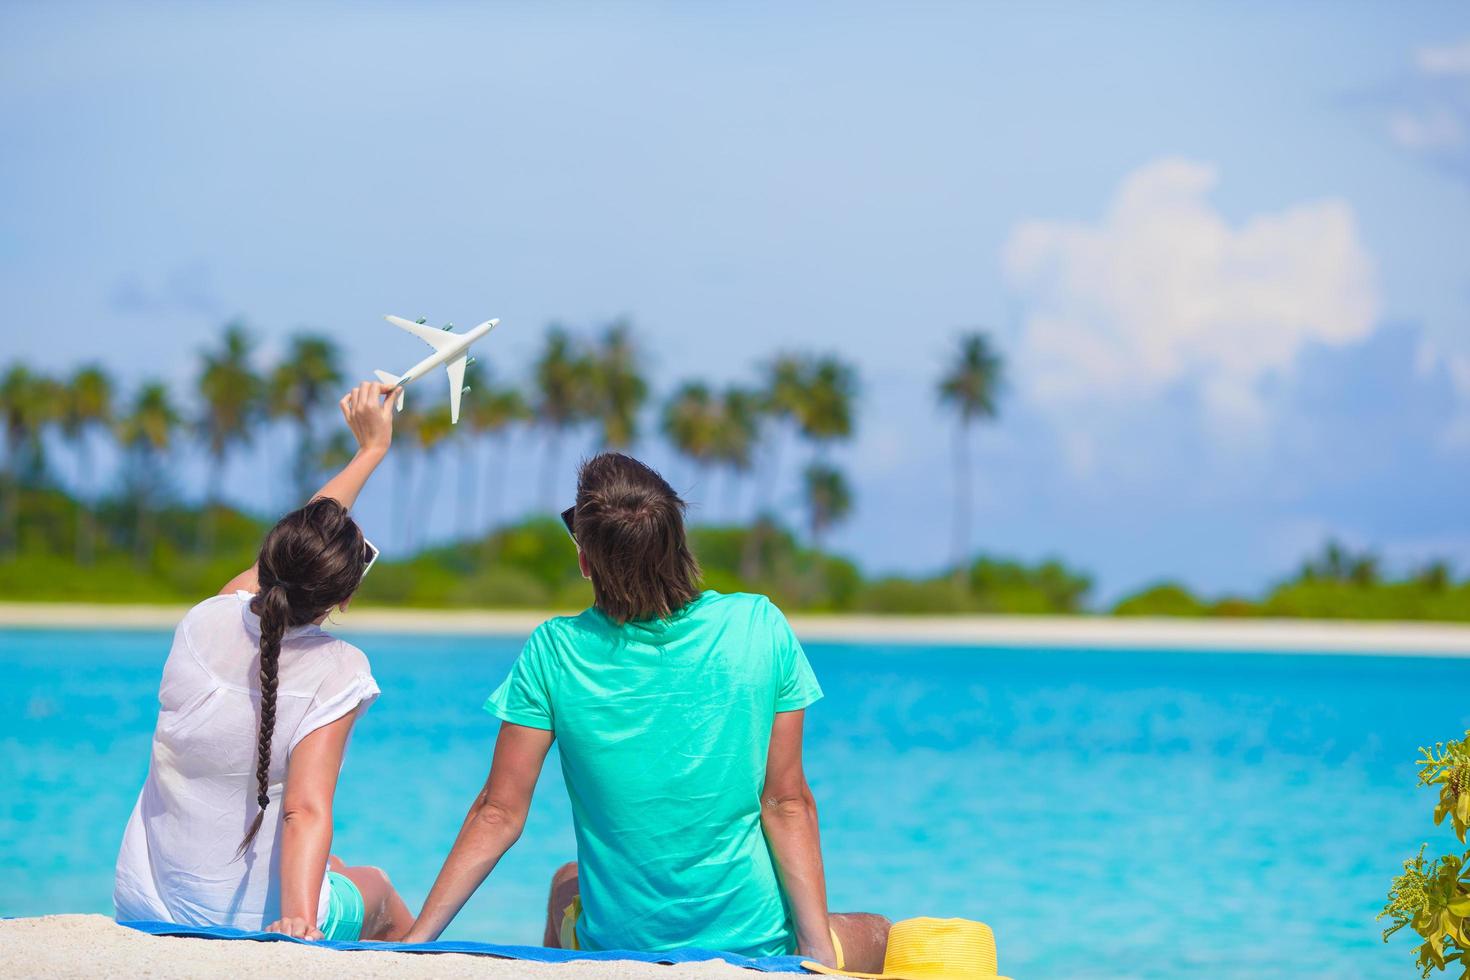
[[574, 452, 701, 624]]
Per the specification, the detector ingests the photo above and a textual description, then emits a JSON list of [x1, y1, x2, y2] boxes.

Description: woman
[[113, 381, 412, 942], [402, 452, 890, 970]]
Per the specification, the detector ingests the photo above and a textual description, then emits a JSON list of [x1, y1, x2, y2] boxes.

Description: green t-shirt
[[484, 590, 822, 958]]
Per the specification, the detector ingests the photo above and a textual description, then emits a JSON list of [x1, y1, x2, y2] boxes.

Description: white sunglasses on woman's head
[[361, 538, 380, 582]]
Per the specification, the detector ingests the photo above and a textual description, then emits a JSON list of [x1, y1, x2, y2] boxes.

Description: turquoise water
[[4, 628, 1467, 978]]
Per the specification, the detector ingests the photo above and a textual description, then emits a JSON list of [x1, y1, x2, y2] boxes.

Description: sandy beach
[[0, 916, 779, 979], [2, 601, 1469, 654]]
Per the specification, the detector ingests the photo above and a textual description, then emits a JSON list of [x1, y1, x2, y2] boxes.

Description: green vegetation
[[1380, 733, 1470, 978], [1113, 541, 1470, 622], [0, 486, 1086, 613], [2, 319, 1466, 617]]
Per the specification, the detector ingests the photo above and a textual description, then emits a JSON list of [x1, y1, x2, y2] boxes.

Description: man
[[403, 453, 889, 970]]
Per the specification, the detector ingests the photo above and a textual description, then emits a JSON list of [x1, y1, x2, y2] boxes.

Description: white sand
[[0, 916, 774, 979], [3, 601, 1470, 654]]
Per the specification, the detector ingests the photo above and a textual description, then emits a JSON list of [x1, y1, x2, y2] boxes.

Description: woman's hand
[[339, 381, 400, 458], [265, 917, 324, 941]]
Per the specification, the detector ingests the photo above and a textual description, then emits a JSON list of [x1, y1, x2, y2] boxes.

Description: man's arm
[[263, 711, 357, 940], [403, 722, 555, 942], [218, 381, 398, 596], [760, 709, 837, 966]]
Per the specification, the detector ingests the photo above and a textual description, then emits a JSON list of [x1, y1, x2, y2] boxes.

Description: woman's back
[[485, 590, 822, 957], [113, 592, 378, 929]]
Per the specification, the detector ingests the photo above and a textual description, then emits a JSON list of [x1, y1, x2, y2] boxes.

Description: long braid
[[239, 583, 290, 853], [234, 498, 367, 855]]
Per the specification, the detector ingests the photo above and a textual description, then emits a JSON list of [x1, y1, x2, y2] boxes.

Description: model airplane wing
[[386, 315, 460, 353], [446, 355, 467, 425]]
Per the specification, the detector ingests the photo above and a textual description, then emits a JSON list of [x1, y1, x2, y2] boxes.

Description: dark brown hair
[[239, 497, 368, 852], [574, 452, 701, 625]]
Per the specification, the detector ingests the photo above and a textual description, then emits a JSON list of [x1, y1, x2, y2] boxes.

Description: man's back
[[485, 590, 822, 957]]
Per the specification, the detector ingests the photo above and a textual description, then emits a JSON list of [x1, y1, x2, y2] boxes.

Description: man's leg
[[543, 861, 580, 948], [830, 912, 892, 974]]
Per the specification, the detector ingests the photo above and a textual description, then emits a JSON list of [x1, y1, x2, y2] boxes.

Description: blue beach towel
[[119, 920, 810, 973]]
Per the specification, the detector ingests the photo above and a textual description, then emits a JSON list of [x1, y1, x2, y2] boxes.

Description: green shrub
[[1113, 582, 1207, 617], [855, 578, 974, 614], [1380, 732, 1470, 977]]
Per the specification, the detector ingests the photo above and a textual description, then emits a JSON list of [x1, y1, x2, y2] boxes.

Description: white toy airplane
[[375, 315, 499, 424]]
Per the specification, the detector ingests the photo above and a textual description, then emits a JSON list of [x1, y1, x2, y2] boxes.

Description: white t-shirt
[[113, 592, 380, 930]]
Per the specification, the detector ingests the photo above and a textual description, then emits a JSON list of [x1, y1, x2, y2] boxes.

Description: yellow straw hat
[[803, 917, 1013, 980]]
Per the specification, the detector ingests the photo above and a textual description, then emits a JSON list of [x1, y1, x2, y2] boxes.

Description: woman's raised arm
[[218, 381, 399, 596]]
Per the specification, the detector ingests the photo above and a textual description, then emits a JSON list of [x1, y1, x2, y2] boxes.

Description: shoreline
[[2, 601, 1469, 655]]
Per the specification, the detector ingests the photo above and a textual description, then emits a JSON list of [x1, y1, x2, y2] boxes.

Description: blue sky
[[2, 2, 1468, 602]]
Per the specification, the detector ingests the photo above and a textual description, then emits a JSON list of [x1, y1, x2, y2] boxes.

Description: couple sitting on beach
[[112, 381, 891, 972]]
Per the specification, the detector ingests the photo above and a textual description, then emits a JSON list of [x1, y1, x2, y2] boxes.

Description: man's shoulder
[[696, 589, 779, 617], [528, 608, 606, 646]]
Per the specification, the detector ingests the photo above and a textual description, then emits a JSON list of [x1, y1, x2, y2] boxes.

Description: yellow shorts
[[558, 897, 843, 968]]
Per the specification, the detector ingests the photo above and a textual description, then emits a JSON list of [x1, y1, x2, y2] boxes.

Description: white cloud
[[1003, 158, 1378, 459], [1379, 38, 1470, 434], [1386, 38, 1470, 162], [1389, 107, 1466, 150], [1417, 39, 1470, 76]]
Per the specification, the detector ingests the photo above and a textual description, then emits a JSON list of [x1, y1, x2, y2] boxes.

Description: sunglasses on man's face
[[560, 506, 576, 542]]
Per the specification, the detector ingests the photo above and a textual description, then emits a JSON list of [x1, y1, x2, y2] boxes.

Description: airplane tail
[[374, 370, 406, 411]]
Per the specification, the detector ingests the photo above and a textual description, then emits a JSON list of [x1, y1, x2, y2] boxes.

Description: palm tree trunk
[[740, 425, 784, 582], [75, 437, 94, 565], [394, 452, 415, 552], [693, 463, 712, 522], [722, 467, 742, 524], [951, 421, 971, 583], [482, 432, 511, 537], [480, 436, 498, 561], [294, 419, 315, 503], [134, 453, 153, 567], [755, 423, 787, 520], [200, 449, 223, 556], [1, 432, 18, 558], [417, 450, 442, 549], [1, 477, 16, 559], [135, 499, 151, 566], [457, 432, 475, 541], [539, 428, 561, 511]]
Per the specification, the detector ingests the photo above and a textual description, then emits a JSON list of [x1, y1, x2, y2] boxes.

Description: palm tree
[[590, 321, 647, 449], [937, 332, 1004, 574], [802, 461, 852, 553], [740, 355, 806, 581], [661, 382, 720, 502], [390, 404, 424, 552], [533, 328, 593, 508], [117, 381, 180, 565], [0, 365, 58, 556], [61, 365, 114, 564], [1417, 560, 1453, 592], [197, 323, 263, 553], [468, 366, 531, 535], [795, 355, 857, 454], [268, 333, 344, 501], [454, 360, 487, 537], [710, 387, 761, 521], [415, 408, 456, 549], [754, 353, 806, 514]]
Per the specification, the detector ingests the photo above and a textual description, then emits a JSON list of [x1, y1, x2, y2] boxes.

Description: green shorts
[[320, 871, 364, 941]]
